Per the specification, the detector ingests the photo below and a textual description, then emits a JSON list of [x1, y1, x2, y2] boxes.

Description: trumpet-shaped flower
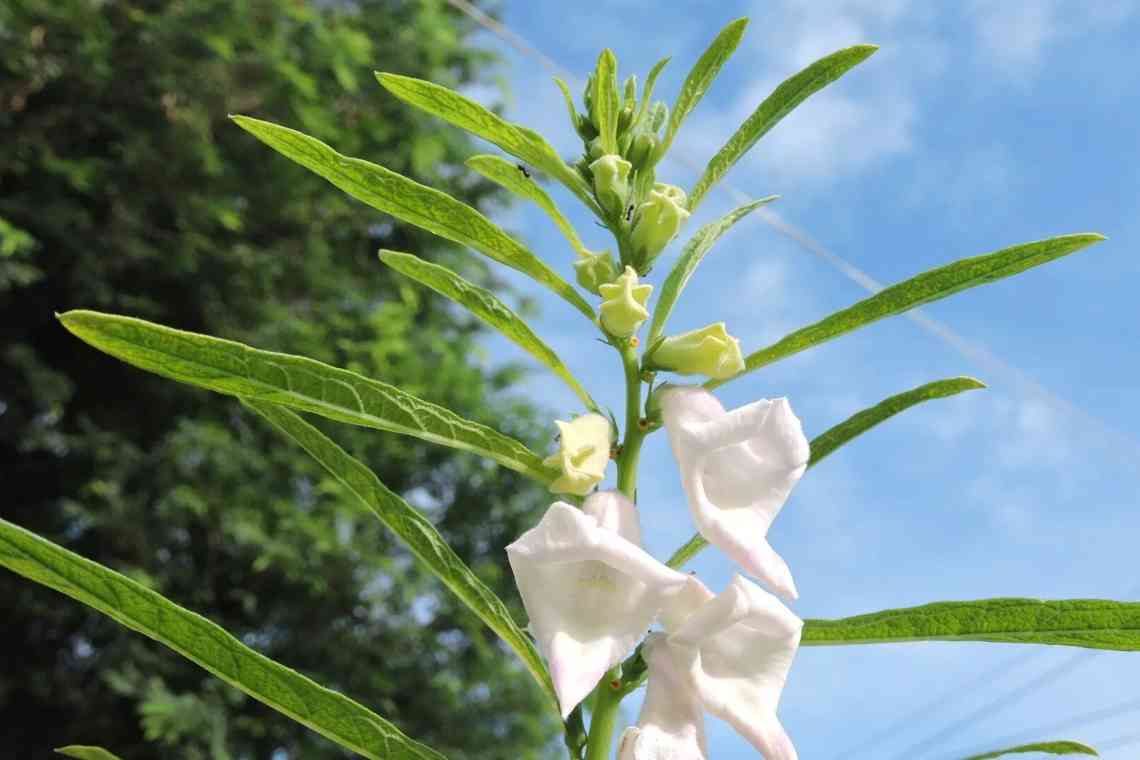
[[660, 387, 809, 599], [625, 575, 802, 760], [506, 491, 689, 717], [649, 322, 745, 380], [543, 412, 612, 496], [600, 266, 652, 337]]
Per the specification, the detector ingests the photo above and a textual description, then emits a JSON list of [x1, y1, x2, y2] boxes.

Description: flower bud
[[586, 135, 606, 161], [598, 266, 652, 337], [628, 132, 658, 170], [630, 182, 690, 268], [589, 154, 632, 218], [543, 412, 612, 496], [573, 248, 618, 295], [648, 322, 745, 380], [576, 113, 598, 142]]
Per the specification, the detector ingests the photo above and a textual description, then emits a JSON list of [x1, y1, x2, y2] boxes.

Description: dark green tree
[[0, 1, 556, 757]]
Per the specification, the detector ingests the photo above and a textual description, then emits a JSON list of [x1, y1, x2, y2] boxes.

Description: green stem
[[584, 667, 623, 760]]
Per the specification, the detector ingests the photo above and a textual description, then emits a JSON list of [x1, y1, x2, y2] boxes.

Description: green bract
[[3, 14, 1120, 760]]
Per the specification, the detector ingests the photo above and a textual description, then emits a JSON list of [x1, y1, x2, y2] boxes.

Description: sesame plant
[[8, 16, 1134, 760]]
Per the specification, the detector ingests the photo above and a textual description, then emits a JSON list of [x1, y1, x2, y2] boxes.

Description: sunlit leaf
[[707, 233, 1106, 390], [646, 196, 776, 347], [374, 73, 599, 214], [593, 49, 620, 154], [465, 154, 588, 257], [660, 18, 748, 155], [231, 115, 594, 321], [0, 519, 445, 760], [802, 599, 1140, 650], [666, 376, 984, 568], [58, 310, 556, 484], [379, 249, 596, 410], [809, 376, 985, 467], [687, 44, 878, 212], [634, 56, 671, 128], [959, 740, 1098, 760], [245, 400, 558, 712]]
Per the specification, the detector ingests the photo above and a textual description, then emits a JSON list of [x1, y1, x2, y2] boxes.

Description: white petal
[[619, 634, 708, 760], [661, 388, 809, 598], [506, 496, 687, 717], [670, 576, 802, 760]]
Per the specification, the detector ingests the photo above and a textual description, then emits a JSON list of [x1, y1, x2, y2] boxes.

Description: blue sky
[[455, 1, 1140, 757]]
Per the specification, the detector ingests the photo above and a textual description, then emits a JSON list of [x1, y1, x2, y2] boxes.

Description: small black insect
[[516, 163, 531, 179], [625, 204, 634, 222]]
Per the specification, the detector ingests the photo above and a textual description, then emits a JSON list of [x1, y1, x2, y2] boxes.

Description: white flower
[[506, 491, 688, 717], [543, 412, 612, 496], [660, 387, 809, 599], [626, 575, 802, 760]]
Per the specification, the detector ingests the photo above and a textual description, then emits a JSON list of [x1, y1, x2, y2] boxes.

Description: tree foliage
[[0, 1, 555, 757]]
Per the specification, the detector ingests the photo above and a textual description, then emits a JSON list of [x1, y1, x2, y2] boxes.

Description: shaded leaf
[[379, 249, 596, 410], [55, 748, 124, 760], [660, 18, 749, 155], [244, 400, 558, 712], [960, 740, 1098, 760], [708, 234, 1106, 389], [58, 310, 555, 484], [634, 56, 671, 128], [374, 73, 598, 214], [802, 599, 1140, 650], [593, 49, 620, 154], [231, 115, 594, 321], [646, 197, 776, 347], [687, 45, 878, 212], [0, 519, 445, 760]]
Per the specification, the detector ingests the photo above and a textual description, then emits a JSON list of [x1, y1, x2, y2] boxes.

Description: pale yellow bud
[[598, 266, 652, 337], [649, 322, 744, 380]]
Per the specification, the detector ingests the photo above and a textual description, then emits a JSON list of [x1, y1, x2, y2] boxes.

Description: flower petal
[[619, 633, 708, 760], [671, 576, 802, 760], [661, 388, 809, 598], [506, 495, 687, 716]]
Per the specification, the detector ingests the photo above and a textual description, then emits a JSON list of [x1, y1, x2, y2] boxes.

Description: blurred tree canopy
[[0, 0, 557, 757]]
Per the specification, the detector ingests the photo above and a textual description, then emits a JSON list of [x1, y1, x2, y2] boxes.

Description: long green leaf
[[0, 519, 445, 760], [802, 599, 1140, 650], [379, 250, 596, 410], [55, 748, 124, 760], [230, 115, 594, 321], [58, 310, 556, 484], [634, 56, 671, 128], [646, 197, 777, 347], [660, 18, 749, 155], [809, 376, 985, 467], [707, 233, 1106, 390], [465, 154, 587, 257], [593, 49, 620, 154], [687, 45, 878, 212], [373, 73, 599, 214], [961, 740, 1099, 760], [244, 400, 558, 712], [666, 376, 984, 568]]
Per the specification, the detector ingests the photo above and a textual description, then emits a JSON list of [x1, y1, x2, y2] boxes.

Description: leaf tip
[[961, 376, 987, 390]]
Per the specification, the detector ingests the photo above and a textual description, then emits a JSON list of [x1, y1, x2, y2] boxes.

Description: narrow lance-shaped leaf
[[379, 250, 597, 411], [230, 115, 594, 322], [646, 196, 777, 347], [593, 49, 620, 154], [55, 748, 124, 760], [634, 56, 671, 128], [553, 77, 579, 129], [0, 518, 446, 760], [244, 400, 559, 712], [707, 233, 1106, 390], [960, 740, 1099, 760], [58, 310, 556, 484], [687, 44, 879, 212], [802, 598, 1140, 650], [809, 376, 985, 466], [659, 18, 749, 157], [666, 376, 985, 568], [374, 73, 600, 215], [465, 154, 588, 257]]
